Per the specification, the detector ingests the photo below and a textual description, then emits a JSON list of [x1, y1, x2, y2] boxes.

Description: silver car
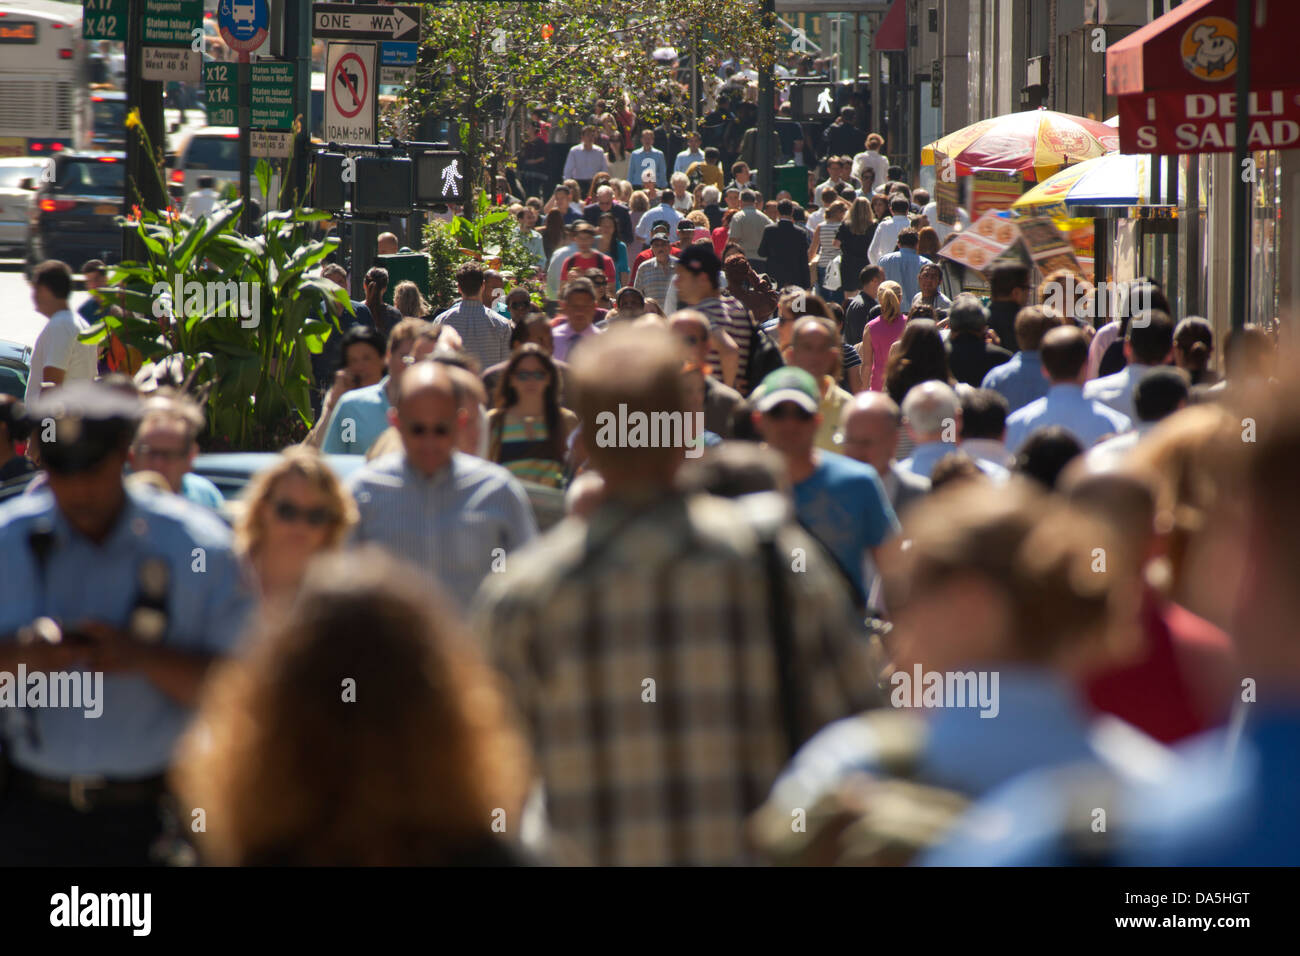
[[0, 157, 47, 256]]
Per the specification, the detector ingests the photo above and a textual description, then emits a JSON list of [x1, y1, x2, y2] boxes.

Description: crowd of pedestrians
[[0, 88, 1293, 870]]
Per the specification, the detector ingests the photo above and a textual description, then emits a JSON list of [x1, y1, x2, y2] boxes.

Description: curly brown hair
[[172, 548, 533, 865]]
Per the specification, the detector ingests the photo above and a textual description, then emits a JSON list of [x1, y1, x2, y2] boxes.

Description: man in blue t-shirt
[[752, 367, 899, 605]]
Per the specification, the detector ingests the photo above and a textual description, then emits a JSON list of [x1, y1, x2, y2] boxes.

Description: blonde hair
[[234, 446, 358, 559], [877, 281, 903, 323], [393, 280, 430, 318]]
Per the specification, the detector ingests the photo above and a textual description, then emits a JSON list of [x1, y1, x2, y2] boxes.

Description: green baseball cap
[[754, 366, 820, 415]]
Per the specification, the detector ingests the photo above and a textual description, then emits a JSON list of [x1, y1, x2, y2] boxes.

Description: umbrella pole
[[1231, 0, 1252, 331]]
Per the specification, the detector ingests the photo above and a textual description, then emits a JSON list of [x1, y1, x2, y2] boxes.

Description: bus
[[0, 0, 88, 158]]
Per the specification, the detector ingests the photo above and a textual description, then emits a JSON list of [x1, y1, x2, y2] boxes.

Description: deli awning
[[1107, 0, 1300, 153]]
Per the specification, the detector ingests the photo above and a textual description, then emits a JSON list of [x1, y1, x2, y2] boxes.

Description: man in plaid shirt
[[633, 228, 677, 307], [473, 326, 881, 866]]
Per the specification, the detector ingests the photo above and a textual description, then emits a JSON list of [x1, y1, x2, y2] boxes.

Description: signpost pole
[[124, 0, 166, 260], [287, 0, 312, 206], [756, 0, 776, 200], [240, 55, 253, 235]]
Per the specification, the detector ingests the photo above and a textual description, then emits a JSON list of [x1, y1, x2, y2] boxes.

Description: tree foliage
[[411, 0, 779, 185]]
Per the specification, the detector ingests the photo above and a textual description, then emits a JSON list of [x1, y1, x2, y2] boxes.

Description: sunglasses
[[765, 404, 815, 422], [272, 500, 334, 527], [404, 421, 454, 438], [513, 369, 548, 382]]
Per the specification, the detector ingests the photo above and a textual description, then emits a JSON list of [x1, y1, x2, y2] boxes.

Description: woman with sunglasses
[[487, 344, 578, 489], [234, 447, 358, 603]]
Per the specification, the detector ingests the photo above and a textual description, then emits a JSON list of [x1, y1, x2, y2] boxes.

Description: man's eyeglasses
[[678, 334, 702, 346], [272, 500, 334, 527], [404, 421, 454, 438], [133, 444, 188, 462], [513, 369, 548, 382], [764, 404, 814, 422]]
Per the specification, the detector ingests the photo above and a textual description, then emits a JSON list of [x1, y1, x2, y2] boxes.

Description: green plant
[[424, 193, 539, 310], [83, 132, 352, 450]]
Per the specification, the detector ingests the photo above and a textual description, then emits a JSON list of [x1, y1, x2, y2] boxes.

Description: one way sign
[[313, 3, 421, 43]]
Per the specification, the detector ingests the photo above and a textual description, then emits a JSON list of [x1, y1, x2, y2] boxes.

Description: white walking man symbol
[[440, 160, 462, 196], [816, 87, 834, 115]]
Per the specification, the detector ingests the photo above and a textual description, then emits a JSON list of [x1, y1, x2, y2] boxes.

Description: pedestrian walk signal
[[790, 83, 837, 122], [353, 156, 413, 216], [313, 152, 347, 211], [415, 150, 467, 206]]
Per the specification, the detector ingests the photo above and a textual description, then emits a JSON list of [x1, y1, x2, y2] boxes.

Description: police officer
[[0, 381, 253, 865]]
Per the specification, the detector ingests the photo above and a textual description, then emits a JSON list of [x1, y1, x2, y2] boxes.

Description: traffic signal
[[312, 152, 347, 211], [789, 82, 838, 123], [414, 150, 467, 206], [353, 157, 413, 216]]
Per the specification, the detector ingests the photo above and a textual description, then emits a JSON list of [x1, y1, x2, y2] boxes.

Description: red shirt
[[560, 250, 616, 287], [1083, 589, 1235, 744]]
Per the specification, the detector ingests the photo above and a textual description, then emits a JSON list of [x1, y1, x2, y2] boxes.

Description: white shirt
[[921, 202, 970, 246], [26, 308, 97, 406], [1083, 363, 1152, 421], [851, 150, 889, 191], [183, 187, 221, 219], [867, 214, 910, 265]]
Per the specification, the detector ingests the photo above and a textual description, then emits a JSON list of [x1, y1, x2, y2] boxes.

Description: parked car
[[26, 151, 126, 267], [0, 157, 47, 256], [193, 452, 567, 529], [0, 338, 31, 400]]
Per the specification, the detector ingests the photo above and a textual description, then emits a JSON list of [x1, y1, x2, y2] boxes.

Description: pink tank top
[[866, 316, 904, 391]]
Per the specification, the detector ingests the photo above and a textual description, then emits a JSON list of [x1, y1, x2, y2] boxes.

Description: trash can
[[773, 164, 810, 206], [375, 252, 431, 306]]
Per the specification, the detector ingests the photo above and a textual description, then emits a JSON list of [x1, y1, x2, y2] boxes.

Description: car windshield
[[92, 98, 127, 137], [51, 159, 125, 196], [185, 136, 239, 171], [0, 164, 43, 189]]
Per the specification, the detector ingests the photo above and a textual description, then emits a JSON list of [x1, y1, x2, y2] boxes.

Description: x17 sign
[[312, 3, 420, 43]]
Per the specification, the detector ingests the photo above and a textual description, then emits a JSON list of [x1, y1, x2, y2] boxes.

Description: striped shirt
[[434, 299, 513, 372], [473, 492, 881, 866], [633, 255, 677, 304], [697, 294, 755, 393], [816, 220, 842, 268], [346, 450, 538, 610]]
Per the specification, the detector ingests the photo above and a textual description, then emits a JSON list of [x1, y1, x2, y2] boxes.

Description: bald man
[[837, 392, 930, 515], [377, 232, 400, 256], [346, 362, 537, 608]]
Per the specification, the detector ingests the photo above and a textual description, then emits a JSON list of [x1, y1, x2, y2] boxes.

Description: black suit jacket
[[757, 220, 811, 289]]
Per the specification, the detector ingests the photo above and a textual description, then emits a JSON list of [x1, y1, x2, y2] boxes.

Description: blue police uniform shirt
[[792, 450, 899, 600], [0, 484, 253, 778], [181, 472, 225, 511], [322, 377, 391, 455]]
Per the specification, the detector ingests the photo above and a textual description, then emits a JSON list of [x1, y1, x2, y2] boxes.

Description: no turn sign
[[324, 42, 377, 143]]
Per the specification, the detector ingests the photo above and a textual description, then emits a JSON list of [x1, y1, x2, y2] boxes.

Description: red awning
[[875, 0, 906, 53], [1107, 0, 1300, 153]]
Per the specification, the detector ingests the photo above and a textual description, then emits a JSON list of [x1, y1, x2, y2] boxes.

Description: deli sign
[[1118, 87, 1300, 154]]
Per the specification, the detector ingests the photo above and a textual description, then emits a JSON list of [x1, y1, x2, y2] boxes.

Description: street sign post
[[83, 0, 128, 41], [204, 61, 237, 126], [218, 0, 270, 234], [324, 42, 378, 143], [142, 0, 203, 84], [312, 4, 420, 42]]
